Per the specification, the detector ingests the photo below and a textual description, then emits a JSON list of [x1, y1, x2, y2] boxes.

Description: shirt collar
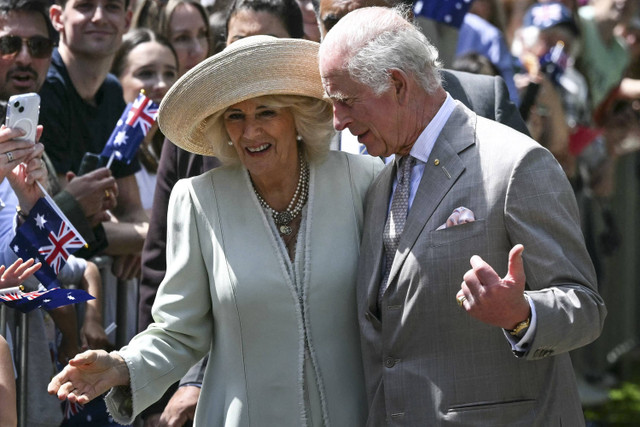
[[409, 92, 456, 163]]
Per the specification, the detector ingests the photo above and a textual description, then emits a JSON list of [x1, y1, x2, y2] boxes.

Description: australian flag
[[101, 92, 159, 164], [10, 196, 87, 289], [0, 286, 94, 313], [413, 0, 472, 28], [63, 397, 84, 420]]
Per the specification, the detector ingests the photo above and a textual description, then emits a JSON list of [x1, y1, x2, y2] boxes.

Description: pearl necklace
[[253, 154, 309, 236]]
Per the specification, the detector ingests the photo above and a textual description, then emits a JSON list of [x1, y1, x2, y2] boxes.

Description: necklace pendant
[[280, 224, 293, 235], [274, 211, 293, 225]]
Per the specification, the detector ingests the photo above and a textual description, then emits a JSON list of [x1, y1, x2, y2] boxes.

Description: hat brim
[[158, 36, 327, 157]]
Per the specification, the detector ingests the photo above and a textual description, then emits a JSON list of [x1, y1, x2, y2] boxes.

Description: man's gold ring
[[104, 190, 110, 198], [6, 151, 14, 162], [456, 295, 467, 307]]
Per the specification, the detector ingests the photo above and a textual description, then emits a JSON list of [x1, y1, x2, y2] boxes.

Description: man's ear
[[389, 69, 409, 105], [49, 4, 64, 33], [124, 7, 132, 33]]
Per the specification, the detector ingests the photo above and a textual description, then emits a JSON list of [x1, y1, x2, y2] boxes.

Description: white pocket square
[[436, 207, 475, 230]]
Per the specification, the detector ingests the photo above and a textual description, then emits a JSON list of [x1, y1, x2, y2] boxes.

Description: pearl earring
[[296, 135, 303, 142], [228, 141, 233, 146]]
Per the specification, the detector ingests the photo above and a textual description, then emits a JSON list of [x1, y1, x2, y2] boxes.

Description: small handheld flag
[[413, 0, 471, 29], [63, 399, 84, 420], [10, 196, 87, 289], [0, 286, 94, 313], [101, 91, 159, 166]]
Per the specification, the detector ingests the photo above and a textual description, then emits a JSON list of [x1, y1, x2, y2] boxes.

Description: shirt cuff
[[503, 295, 537, 354], [179, 382, 203, 389]]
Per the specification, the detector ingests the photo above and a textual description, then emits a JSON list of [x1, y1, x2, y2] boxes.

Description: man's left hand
[[457, 244, 531, 330]]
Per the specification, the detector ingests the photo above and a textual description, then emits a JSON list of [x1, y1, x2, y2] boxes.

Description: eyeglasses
[[0, 35, 55, 59]]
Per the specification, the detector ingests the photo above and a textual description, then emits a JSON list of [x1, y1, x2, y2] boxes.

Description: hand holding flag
[[101, 91, 159, 167], [4, 185, 94, 313], [0, 257, 41, 289], [10, 192, 86, 289]]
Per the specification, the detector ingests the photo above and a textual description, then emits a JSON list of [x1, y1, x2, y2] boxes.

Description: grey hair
[[204, 95, 334, 165], [331, 6, 442, 95]]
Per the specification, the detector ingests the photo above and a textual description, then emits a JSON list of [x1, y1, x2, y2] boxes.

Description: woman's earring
[[228, 141, 233, 146], [296, 135, 303, 142]]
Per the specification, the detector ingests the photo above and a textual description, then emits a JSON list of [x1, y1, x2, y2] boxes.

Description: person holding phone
[[0, 0, 118, 253], [0, 1, 115, 425]]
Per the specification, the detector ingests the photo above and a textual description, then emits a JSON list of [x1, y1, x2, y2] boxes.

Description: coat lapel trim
[[365, 162, 395, 311]]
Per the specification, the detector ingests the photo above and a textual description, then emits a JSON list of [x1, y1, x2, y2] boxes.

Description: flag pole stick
[[105, 152, 115, 169], [35, 180, 50, 199], [0, 285, 24, 296]]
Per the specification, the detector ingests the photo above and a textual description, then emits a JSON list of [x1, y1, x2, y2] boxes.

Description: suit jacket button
[[384, 357, 396, 368]]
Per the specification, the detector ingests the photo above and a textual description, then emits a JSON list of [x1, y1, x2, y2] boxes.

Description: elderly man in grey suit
[[319, 6, 607, 426]]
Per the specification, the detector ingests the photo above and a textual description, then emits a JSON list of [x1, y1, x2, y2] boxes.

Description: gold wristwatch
[[509, 317, 531, 337]]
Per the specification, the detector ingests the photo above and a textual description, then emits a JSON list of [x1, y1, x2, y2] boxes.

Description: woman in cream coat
[[48, 36, 383, 426]]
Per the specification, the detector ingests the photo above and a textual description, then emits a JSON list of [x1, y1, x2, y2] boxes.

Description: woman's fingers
[[55, 380, 78, 401]]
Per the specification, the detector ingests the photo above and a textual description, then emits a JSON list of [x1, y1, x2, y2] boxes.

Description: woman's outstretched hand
[[47, 350, 130, 405]]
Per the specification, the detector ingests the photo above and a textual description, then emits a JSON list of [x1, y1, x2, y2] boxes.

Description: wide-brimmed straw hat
[[158, 35, 327, 156]]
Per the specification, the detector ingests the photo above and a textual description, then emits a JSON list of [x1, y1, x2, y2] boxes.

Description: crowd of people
[[0, 0, 637, 424]]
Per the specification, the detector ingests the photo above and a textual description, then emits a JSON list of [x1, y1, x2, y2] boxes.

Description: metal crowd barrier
[[0, 255, 139, 427], [0, 306, 28, 427], [92, 255, 139, 349]]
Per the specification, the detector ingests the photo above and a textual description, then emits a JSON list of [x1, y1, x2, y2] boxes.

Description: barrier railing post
[[116, 279, 128, 348], [17, 311, 27, 427]]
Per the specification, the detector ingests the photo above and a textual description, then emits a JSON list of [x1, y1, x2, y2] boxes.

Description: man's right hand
[[158, 385, 201, 427], [0, 126, 39, 182], [64, 168, 118, 227]]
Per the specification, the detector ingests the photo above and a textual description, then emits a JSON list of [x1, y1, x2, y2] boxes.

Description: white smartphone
[[5, 92, 40, 142]]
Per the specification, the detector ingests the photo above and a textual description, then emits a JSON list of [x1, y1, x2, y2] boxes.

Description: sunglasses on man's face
[[0, 35, 55, 59]]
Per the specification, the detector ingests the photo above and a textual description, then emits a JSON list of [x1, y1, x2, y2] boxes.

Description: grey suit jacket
[[357, 102, 606, 426]]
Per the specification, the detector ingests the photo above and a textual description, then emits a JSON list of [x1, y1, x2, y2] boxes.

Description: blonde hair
[[204, 95, 334, 165]]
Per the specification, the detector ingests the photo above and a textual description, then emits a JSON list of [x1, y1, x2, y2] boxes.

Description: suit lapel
[[385, 102, 477, 288]]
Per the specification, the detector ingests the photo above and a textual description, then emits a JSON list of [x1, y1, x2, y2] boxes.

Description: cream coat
[[106, 151, 383, 426]]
